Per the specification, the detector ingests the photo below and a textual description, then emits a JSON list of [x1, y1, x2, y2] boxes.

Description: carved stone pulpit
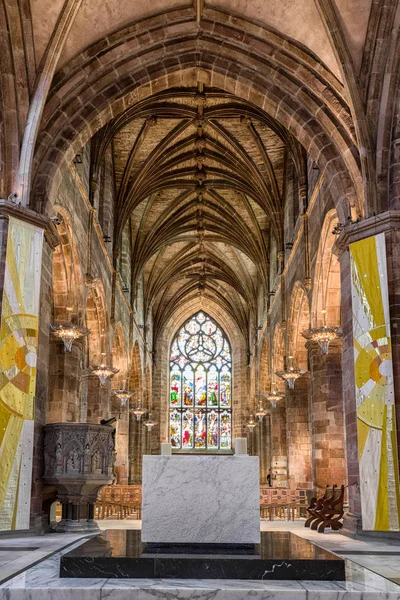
[[43, 423, 116, 532]]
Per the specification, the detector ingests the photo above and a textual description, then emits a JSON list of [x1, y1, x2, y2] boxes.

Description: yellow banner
[[0, 218, 43, 530], [350, 233, 400, 531]]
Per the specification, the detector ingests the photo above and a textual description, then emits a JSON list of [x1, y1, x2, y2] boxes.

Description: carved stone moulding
[[43, 422, 116, 532]]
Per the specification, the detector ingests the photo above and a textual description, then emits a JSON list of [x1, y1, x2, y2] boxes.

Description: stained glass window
[[169, 312, 232, 450]]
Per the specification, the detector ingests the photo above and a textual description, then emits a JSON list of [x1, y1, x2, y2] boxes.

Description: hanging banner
[[350, 233, 400, 531], [0, 217, 43, 530]]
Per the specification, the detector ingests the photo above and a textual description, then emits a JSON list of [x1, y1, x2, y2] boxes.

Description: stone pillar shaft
[[86, 374, 111, 423], [129, 415, 143, 483], [286, 378, 312, 489], [113, 401, 129, 484], [270, 403, 287, 485], [47, 340, 83, 423], [307, 339, 347, 492]]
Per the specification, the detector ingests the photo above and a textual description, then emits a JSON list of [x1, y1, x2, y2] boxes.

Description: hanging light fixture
[[51, 310, 89, 352], [264, 389, 285, 408], [131, 401, 146, 421], [144, 412, 157, 429], [303, 308, 342, 355], [246, 414, 257, 430], [89, 353, 119, 386], [302, 325, 342, 355], [112, 389, 133, 407], [276, 356, 307, 390], [255, 399, 268, 422]]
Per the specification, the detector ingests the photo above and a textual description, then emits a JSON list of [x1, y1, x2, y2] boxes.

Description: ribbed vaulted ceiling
[[89, 86, 307, 337]]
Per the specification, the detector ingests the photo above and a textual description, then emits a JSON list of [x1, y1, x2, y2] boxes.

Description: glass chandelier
[[276, 356, 307, 390], [303, 325, 342, 355], [144, 412, 157, 429], [246, 414, 257, 430], [51, 318, 89, 352], [130, 402, 146, 421], [112, 389, 133, 407], [264, 389, 285, 408], [89, 354, 119, 386], [255, 399, 268, 422]]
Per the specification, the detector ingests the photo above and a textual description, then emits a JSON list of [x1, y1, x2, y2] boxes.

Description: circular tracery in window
[[169, 311, 232, 451]]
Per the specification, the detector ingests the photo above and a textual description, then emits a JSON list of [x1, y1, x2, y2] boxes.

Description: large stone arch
[[85, 281, 111, 424], [85, 281, 109, 366], [259, 337, 270, 394], [47, 207, 85, 424], [288, 282, 310, 371], [30, 8, 365, 222], [272, 323, 285, 393], [111, 322, 127, 390], [311, 209, 341, 328], [52, 205, 84, 323]]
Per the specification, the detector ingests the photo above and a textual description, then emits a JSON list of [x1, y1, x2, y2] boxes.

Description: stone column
[[307, 339, 347, 492], [86, 373, 111, 423], [286, 377, 312, 489], [270, 403, 287, 486], [113, 401, 129, 484], [47, 339, 84, 423], [337, 219, 400, 530], [0, 204, 58, 532], [247, 427, 256, 456], [256, 415, 271, 484], [129, 414, 143, 483], [385, 228, 400, 456], [335, 210, 400, 532], [339, 249, 361, 525]]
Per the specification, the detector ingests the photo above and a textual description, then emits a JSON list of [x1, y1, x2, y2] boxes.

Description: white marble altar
[[141, 455, 260, 544]]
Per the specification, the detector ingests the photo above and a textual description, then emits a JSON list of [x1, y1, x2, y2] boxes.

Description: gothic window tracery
[[169, 312, 232, 451]]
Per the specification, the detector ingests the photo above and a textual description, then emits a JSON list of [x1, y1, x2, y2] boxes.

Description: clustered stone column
[[47, 340, 84, 423], [270, 402, 288, 485], [286, 377, 312, 489], [129, 415, 143, 483], [86, 374, 111, 423], [307, 339, 347, 491], [256, 415, 271, 484], [112, 402, 130, 485]]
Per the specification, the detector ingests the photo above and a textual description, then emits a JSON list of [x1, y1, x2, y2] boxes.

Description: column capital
[[333, 210, 400, 257], [0, 199, 60, 250]]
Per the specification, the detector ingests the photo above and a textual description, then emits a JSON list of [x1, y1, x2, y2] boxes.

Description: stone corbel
[[333, 210, 400, 256], [0, 198, 60, 250]]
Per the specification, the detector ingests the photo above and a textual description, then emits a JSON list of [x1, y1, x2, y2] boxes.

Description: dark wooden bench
[[305, 485, 345, 533]]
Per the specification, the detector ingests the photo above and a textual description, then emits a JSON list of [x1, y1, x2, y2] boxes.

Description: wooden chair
[[305, 485, 345, 532], [305, 485, 331, 528], [315, 485, 345, 533]]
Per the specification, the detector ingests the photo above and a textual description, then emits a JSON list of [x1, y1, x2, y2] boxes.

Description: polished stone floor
[[0, 520, 399, 599]]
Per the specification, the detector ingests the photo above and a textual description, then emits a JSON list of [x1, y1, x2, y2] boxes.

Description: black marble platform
[[60, 530, 345, 581]]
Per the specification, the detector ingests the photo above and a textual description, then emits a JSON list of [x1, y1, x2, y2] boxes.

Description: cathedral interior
[[1, 0, 400, 596]]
